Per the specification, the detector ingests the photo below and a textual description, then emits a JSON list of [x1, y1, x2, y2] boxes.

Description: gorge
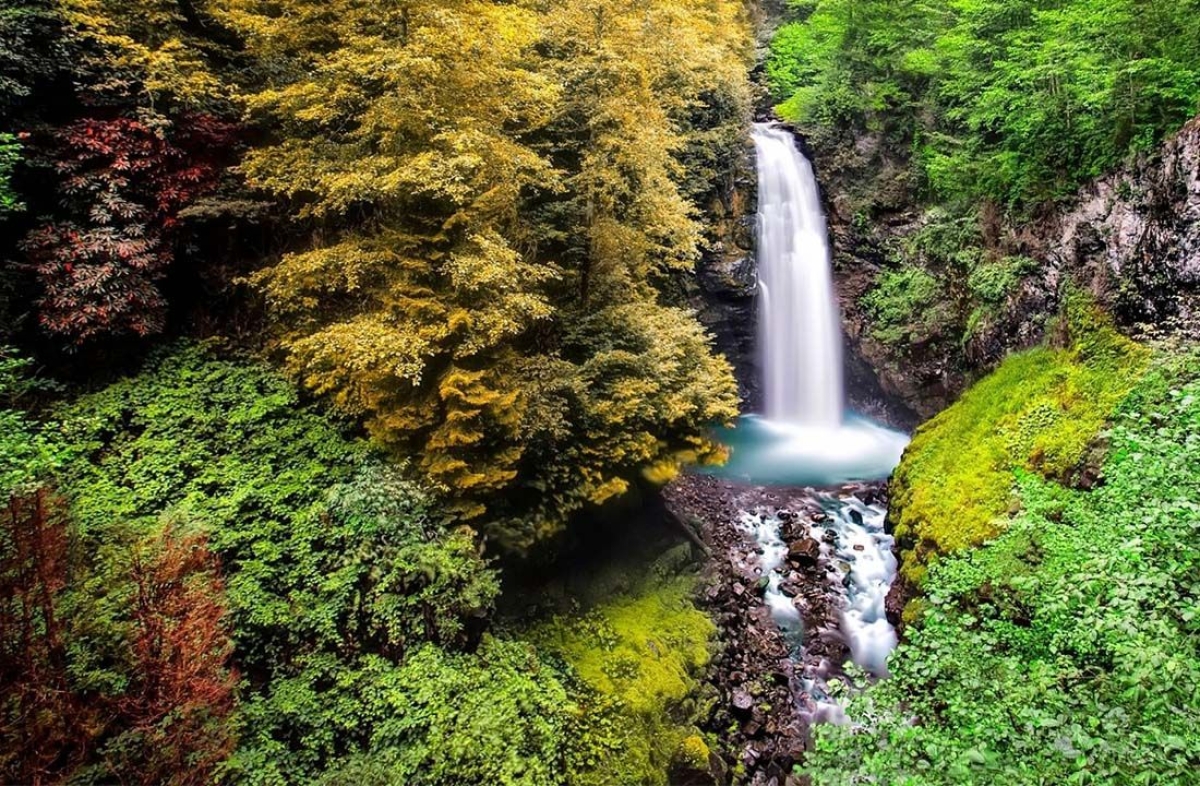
[[2, 1, 1199, 785], [672, 121, 909, 783]]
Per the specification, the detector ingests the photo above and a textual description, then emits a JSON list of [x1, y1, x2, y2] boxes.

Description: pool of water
[[703, 414, 911, 487]]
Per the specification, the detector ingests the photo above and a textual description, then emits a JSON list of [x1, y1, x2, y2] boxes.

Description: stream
[[738, 491, 896, 722]]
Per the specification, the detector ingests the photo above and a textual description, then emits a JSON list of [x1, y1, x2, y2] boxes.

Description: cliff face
[[820, 114, 1200, 419], [692, 139, 761, 411], [1055, 115, 1200, 328]]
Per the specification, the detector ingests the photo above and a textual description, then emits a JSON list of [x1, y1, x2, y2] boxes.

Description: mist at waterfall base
[[708, 414, 909, 486], [705, 124, 909, 489]]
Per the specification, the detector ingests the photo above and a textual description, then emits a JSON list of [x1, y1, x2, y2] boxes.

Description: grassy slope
[[890, 294, 1149, 587]]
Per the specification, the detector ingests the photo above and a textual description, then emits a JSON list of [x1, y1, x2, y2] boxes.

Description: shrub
[[54, 344, 502, 781], [863, 265, 945, 346], [230, 638, 572, 786]]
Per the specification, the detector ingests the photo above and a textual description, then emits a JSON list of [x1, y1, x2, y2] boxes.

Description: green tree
[[770, 0, 1200, 209]]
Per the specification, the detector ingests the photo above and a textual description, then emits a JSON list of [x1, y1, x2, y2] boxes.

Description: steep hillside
[[767, 0, 1200, 416]]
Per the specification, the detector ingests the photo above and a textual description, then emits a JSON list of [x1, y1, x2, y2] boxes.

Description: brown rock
[[787, 538, 820, 566]]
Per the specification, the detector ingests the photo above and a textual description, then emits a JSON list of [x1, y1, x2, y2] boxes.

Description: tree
[[219, 0, 745, 547], [0, 494, 237, 786], [118, 527, 237, 786], [22, 115, 234, 343], [0, 489, 96, 784]]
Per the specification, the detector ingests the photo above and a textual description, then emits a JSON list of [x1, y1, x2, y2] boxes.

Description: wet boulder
[[786, 538, 821, 567]]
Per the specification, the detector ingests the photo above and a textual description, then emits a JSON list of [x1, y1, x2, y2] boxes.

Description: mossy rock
[[528, 575, 716, 786], [890, 292, 1149, 588]]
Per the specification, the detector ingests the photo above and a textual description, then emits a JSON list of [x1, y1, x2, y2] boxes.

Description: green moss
[[528, 576, 715, 786], [890, 293, 1149, 585], [675, 735, 711, 769], [804, 348, 1200, 783]]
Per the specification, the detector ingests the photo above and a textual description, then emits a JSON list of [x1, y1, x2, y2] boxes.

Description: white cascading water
[[711, 124, 908, 485], [753, 124, 843, 426], [736, 123, 906, 684]]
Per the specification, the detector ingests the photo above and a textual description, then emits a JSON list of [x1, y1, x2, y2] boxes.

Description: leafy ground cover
[[807, 345, 1200, 784], [2, 342, 716, 785]]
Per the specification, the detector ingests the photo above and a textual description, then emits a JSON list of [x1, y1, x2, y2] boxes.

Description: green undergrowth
[[805, 346, 1200, 784], [527, 566, 717, 786], [890, 294, 1149, 586], [25, 342, 717, 785]]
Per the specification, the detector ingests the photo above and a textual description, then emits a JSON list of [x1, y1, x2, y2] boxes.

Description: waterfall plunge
[[704, 124, 910, 487], [754, 124, 844, 426], [707, 126, 909, 682]]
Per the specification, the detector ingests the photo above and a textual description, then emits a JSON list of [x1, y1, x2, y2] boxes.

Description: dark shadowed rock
[[787, 538, 820, 567]]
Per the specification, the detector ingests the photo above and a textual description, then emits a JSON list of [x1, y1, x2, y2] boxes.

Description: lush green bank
[[807, 335, 1200, 783], [890, 293, 1149, 589], [1, 344, 717, 785]]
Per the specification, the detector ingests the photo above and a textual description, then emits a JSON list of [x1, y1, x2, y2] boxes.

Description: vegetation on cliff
[[768, 0, 1200, 384], [768, 0, 1200, 210]]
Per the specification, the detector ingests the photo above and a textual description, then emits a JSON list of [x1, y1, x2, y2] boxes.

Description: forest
[[1, 0, 1198, 784]]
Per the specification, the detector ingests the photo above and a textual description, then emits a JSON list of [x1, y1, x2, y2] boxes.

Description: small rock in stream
[[786, 538, 820, 566]]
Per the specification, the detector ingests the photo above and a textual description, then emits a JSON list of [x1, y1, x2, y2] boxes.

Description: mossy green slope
[[890, 294, 1149, 585], [805, 346, 1200, 785], [528, 574, 716, 786]]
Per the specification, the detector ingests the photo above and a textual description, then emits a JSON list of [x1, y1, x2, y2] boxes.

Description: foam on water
[[814, 496, 898, 677]]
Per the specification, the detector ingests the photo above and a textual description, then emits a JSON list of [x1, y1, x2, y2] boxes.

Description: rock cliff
[[818, 114, 1200, 418]]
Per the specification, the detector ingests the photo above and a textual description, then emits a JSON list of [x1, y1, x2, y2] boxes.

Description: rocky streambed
[[666, 474, 896, 786]]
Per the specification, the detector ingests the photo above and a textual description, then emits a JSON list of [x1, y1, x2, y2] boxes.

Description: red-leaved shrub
[[22, 115, 235, 343]]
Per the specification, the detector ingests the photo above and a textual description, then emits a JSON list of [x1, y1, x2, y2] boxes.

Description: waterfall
[[753, 124, 844, 426], [706, 124, 909, 486], [701, 126, 911, 688]]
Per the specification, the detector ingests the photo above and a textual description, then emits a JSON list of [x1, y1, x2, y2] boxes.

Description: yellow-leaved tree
[[58, 0, 235, 109], [217, 0, 750, 548]]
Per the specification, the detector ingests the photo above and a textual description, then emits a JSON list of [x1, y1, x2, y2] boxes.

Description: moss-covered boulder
[[528, 575, 717, 786], [889, 293, 1149, 586]]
